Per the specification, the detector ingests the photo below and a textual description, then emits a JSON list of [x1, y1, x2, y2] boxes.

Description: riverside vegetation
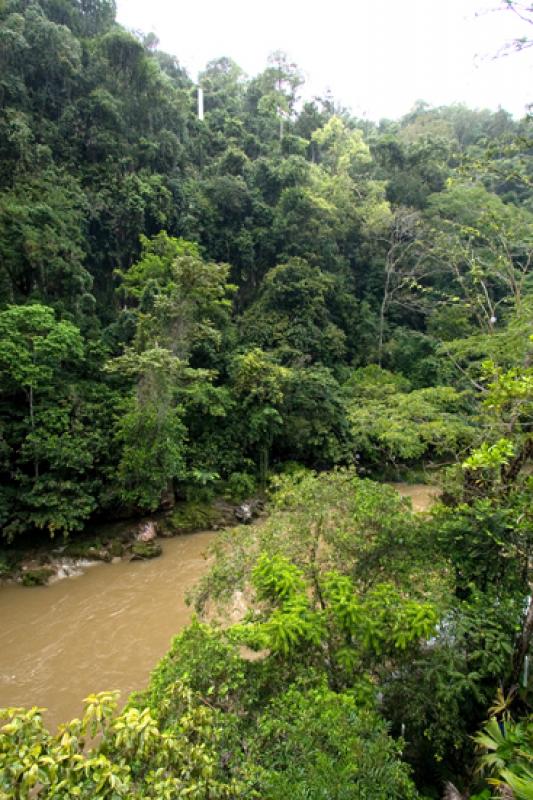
[[0, 0, 533, 796]]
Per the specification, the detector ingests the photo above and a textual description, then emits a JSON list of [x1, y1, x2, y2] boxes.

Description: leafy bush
[[475, 714, 533, 799], [0, 685, 243, 799], [343, 366, 476, 467], [223, 471, 257, 501], [248, 685, 420, 800]]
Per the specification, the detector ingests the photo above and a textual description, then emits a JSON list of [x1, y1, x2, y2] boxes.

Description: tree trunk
[[29, 384, 39, 479], [259, 446, 269, 490], [509, 586, 533, 688], [378, 266, 391, 367]]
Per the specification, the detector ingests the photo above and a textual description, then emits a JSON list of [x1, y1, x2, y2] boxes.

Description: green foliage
[[382, 588, 523, 779], [0, 616, 422, 798], [196, 469, 447, 617], [144, 621, 247, 718], [114, 397, 186, 511], [432, 496, 530, 596], [475, 715, 533, 799], [116, 231, 201, 299], [424, 183, 533, 333], [231, 552, 438, 685], [343, 366, 476, 467], [0, 304, 108, 538], [223, 471, 256, 501], [107, 347, 187, 511], [0, 169, 90, 308], [248, 685, 419, 800], [463, 437, 515, 470], [279, 366, 352, 466], [0, 303, 83, 393], [0, 7, 532, 795], [119, 232, 235, 366], [239, 258, 346, 366], [230, 348, 290, 483], [1, 0, 528, 538], [252, 552, 306, 601], [0, 684, 243, 799], [136, 620, 423, 798]]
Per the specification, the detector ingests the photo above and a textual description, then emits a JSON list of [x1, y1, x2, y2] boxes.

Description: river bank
[[0, 481, 438, 587], [0, 497, 246, 587], [0, 482, 439, 730]]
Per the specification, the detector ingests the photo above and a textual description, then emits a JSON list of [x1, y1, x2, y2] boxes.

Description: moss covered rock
[[164, 500, 236, 535], [130, 541, 162, 560], [21, 567, 55, 586]]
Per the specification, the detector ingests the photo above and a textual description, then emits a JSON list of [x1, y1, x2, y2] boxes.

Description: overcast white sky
[[116, 0, 532, 121]]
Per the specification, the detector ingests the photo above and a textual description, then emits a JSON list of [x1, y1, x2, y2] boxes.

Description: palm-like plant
[[474, 711, 533, 800]]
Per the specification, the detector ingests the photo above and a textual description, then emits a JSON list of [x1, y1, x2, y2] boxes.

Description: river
[[389, 481, 440, 512], [0, 532, 215, 730], [0, 484, 438, 730]]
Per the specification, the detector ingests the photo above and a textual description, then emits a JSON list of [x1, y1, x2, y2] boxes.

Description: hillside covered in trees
[[0, 1, 532, 798]]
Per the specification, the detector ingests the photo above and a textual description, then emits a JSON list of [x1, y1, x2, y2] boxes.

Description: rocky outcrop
[[234, 498, 264, 524], [136, 521, 157, 542], [7, 494, 266, 587]]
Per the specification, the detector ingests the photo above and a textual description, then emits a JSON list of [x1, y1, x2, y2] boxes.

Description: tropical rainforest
[[0, 0, 532, 797]]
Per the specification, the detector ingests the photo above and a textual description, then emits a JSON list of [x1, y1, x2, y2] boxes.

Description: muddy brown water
[[388, 482, 441, 512], [0, 484, 439, 730], [0, 532, 215, 730]]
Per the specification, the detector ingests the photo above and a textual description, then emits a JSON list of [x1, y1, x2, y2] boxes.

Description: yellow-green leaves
[[0, 682, 242, 799]]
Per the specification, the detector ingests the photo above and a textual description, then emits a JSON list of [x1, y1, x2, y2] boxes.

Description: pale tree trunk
[[442, 783, 465, 800], [509, 585, 533, 688], [378, 259, 392, 367], [377, 209, 421, 366]]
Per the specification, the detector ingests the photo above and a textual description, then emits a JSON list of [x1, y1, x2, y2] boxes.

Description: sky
[[116, 0, 532, 121]]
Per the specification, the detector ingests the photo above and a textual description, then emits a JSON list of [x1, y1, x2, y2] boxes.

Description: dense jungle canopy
[[0, 1, 532, 798]]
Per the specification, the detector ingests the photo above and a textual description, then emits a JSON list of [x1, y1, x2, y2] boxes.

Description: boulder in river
[[130, 541, 162, 560], [108, 539, 124, 558], [136, 521, 157, 542], [86, 546, 111, 562], [20, 566, 55, 586]]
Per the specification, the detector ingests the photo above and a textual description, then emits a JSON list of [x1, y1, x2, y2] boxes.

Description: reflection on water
[[0, 532, 214, 730]]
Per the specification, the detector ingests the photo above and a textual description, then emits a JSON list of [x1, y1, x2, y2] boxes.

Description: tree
[[247, 685, 420, 800], [231, 552, 437, 687], [280, 366, 351, 466], [107, 346, 187, 511], [194, 469, 440, 613], [0, 304, 106, 538], [230, 348, 290, 485], [109, 233, 239, 503], [0, 683, 242, 799], [426, 183, 533, 330], [0, 169, 90, 308], [343, 366, 475, 468], [118, 231, 235, 367], [376, 207, 425, 365], [239, 259, 346, 366], [0, 303, 83, 474]]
